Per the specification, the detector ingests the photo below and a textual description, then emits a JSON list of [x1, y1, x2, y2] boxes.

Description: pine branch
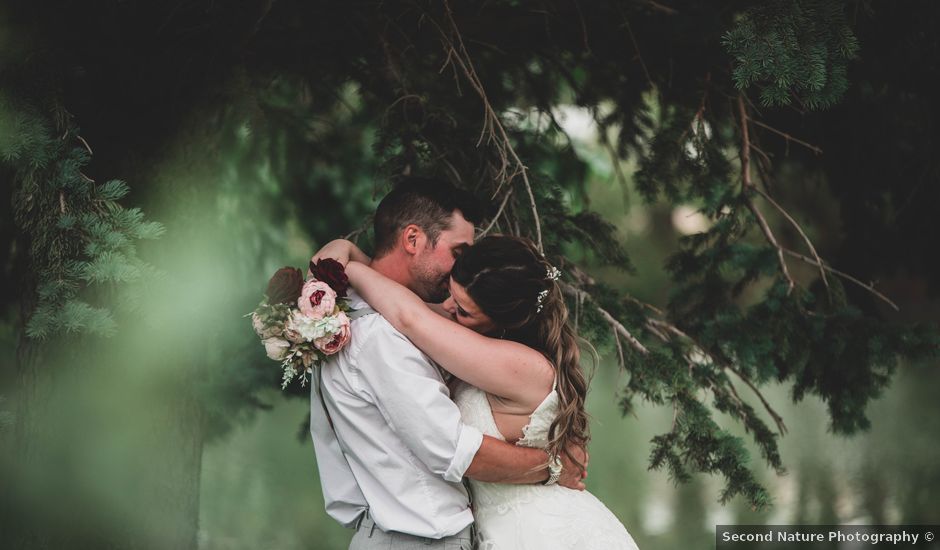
[[646, 318, 788, 436], [612, 326, 626, 370], [746, 116, 823, 155], [427, 0, 544, 251], [736, 97, 897, 312], [595, 118, 631, 192], [617, 5, 654, 89], [781, 248, 900, 311], [637, 0, 679, 16], [6, 111, 163, 340], [479, 187, 513, 238], [752, 185, 831, 295], [560, 282, 649, 355], [738, 94, 796, 295], [76, 134, 93, 155]]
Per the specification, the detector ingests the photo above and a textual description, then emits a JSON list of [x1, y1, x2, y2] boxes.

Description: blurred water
[[197, 358, 940, 550]]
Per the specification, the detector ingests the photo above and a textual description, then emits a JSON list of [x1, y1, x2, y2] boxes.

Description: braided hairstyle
[[451, 235, 589, 468]]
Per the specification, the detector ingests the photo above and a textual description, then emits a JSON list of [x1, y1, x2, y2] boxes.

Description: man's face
[[410, 211, 474, 303]]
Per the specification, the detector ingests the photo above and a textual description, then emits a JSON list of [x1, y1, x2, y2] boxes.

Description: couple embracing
[[308, 176, 639, 550]]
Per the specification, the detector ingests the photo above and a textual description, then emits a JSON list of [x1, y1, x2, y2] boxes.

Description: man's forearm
[[464, 436, 549, 484]]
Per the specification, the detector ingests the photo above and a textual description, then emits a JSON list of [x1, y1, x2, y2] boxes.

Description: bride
[[314, 234, 639, 550]]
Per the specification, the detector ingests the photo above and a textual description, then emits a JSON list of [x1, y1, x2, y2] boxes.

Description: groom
[[309, 176, 587, 550]]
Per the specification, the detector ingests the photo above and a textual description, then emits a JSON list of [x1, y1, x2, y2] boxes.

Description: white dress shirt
[[309, 290, 484, 539]]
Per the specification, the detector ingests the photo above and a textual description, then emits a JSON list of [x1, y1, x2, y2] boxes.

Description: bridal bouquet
[[251, 259, 352, 389]]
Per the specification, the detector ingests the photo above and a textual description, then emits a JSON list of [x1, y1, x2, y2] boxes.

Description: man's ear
[[401, 224, 427, 256]]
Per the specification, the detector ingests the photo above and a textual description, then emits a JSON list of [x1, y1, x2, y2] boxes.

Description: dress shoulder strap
[[347, 306, 378, 320]]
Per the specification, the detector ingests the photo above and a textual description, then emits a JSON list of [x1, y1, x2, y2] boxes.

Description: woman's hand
[[309, 239, 370, 275], [556, 446, 589, 491]]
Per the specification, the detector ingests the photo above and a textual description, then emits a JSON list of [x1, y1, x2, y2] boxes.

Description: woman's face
[[443, 277, 498, 335]]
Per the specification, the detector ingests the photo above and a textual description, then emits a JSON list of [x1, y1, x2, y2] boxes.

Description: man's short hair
[[373, 176, 482, 257]]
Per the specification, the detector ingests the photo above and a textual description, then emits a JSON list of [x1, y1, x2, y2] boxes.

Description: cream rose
[[262, 337, 290, 361]]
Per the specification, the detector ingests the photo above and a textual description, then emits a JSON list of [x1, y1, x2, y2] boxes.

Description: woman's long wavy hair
[[451, 235, 590, 468]]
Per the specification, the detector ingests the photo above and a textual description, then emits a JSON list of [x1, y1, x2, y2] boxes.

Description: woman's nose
[[442, 296, 456, 314]]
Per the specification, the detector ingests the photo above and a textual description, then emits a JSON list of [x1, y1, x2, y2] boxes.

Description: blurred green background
[[3, 2, 940, 549]]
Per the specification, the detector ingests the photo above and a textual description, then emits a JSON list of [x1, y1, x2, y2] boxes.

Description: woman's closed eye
[[451, 243, 470, 260]]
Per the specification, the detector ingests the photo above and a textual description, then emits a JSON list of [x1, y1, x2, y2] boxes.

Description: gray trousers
[[349, 511, 474, 550]]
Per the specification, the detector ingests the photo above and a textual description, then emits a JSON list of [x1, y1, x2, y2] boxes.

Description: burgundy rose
[[265, 267, 304, 305], [309, 258, 350, 298]]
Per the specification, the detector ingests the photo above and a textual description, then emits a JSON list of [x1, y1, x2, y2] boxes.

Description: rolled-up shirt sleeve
[[357, 322, 484, 482]]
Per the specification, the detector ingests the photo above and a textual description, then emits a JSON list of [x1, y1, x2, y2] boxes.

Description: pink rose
[[298, 280, 336, 319], [314, 311, 351, 355], [283, 321, 304, 344]]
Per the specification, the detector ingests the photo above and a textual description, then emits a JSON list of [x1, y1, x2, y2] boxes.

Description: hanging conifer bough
[[1, 96, 164, 339], [722, 0, 860, 109]]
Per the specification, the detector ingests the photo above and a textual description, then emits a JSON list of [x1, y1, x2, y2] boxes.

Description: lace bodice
[[454, 380, 559, 449], [453, 380, 560, 515], [453, 381, 639, 550]]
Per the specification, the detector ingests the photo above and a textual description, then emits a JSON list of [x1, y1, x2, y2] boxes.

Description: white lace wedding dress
[[454, 381, 639, 550]]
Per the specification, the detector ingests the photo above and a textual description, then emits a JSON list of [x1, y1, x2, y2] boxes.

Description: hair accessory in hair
[[536, 289, 549, 313], [546, 266, 561, 281]]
